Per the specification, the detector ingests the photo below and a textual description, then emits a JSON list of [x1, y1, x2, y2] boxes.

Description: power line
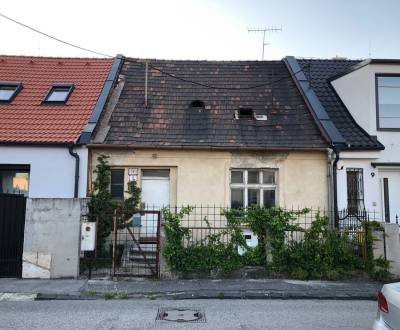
[[0, 12, 112, 58], [0, 12, 300, 90]]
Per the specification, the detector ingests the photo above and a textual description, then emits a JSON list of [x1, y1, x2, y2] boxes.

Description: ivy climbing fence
[[80, 205, 386, 279]]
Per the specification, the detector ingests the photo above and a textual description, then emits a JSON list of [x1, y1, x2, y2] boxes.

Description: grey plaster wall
[[373, 223, 400, 277], [23, 198, 85, 278]]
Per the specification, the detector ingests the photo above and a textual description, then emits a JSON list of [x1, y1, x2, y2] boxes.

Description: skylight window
[[0, 82, 22, 102], [235, 107, 255, 119], [44, 84, 74, 103]]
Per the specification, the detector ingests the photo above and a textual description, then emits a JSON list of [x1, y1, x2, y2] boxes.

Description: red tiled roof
[[0, 55, 113, 143]]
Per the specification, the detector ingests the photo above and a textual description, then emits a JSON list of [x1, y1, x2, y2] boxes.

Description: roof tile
[[0, 55, 113, 143]]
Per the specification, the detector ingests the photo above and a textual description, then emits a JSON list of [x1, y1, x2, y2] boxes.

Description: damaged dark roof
[[296, 59, 383, 150], [99, 58, 328, 149]]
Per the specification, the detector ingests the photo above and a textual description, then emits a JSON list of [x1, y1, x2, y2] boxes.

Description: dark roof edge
[[0, 141, 78, 147], [327, 59, 371, 82], [284, 56, 346, 147], [87, 143, 328, 152], [77, 54, 125, 145], [328, 58, 400, 82]]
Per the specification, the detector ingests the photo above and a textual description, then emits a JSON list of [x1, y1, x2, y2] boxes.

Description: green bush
[[278, 214, 364, 279], [162, 205, 391, 281]]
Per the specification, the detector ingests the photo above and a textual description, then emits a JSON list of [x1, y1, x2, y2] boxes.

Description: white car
[[373, 282, 400, 329]]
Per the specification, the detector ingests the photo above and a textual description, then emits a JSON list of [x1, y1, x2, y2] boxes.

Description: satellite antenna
[[248, 26, 282, 60]]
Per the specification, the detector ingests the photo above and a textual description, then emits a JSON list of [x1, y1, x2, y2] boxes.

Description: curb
[[1, 290, 378, 301], [35, 293, 103, 301], [82, 290, 378, 301]]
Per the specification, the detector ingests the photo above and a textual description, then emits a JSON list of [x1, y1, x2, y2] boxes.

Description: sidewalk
[[0, 278, 383, 301]]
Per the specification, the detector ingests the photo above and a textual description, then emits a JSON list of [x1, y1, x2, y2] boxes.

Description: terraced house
[[287, 57, 400, 223], [0, 55, 122, 198], [0, 55, 122, 278], [89, 58, 333, 216]]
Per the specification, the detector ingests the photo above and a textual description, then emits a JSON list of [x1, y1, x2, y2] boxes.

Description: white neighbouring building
[[287, 57, 400, 223]]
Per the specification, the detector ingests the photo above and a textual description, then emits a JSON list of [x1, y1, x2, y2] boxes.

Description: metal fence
[[80, 206, 383, 278]]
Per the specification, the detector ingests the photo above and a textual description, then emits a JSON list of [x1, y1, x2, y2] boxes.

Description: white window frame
[[230, 169, 277, 208]]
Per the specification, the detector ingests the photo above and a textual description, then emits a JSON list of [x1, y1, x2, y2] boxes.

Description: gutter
[[87, 143, 328, 152], [331, 146, 341, 227], [68, 145, 80, 198]]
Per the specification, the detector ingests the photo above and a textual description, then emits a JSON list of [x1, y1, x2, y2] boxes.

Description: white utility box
[[238, 228, 258, 255], [80, 222, 96, 251]]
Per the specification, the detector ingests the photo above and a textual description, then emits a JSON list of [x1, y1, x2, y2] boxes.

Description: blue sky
[[0, 0, 399, 60]]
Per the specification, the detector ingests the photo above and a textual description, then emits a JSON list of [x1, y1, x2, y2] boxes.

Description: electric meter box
[[238, 228, 258, 255], [81, 222, 96, 251]]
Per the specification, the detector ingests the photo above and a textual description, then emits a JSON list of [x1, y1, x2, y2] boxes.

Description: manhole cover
[[156, 308, 206, 323]]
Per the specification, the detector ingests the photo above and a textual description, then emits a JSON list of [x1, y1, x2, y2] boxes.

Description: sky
[[1, 0, 400, 60]]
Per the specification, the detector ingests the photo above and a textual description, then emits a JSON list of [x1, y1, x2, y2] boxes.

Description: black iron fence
[[80, 206, 384, 278]]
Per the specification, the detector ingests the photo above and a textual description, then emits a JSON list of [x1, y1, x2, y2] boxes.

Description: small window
[[346, 168, 364, 214], [0, 164, 30, 196], [0, 82, 22, 102], [235, 108, 254, 119], [110, 169, 124, 200], [44, 84, 74, 103], [189, 100, 205, 109], [230, 169, 277, 208]]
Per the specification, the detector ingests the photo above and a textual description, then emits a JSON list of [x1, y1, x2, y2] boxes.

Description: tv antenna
[[248, 26, 282, 60]]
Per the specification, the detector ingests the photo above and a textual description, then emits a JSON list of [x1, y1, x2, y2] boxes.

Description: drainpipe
[[331, 145, 340, 228], [68, 145, 80, 198]]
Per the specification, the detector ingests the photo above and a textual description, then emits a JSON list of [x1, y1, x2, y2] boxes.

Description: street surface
[[0, 299, 376, 329]]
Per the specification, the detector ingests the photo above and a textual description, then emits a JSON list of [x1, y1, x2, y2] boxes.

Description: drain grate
[[156, 308, 206, 323]]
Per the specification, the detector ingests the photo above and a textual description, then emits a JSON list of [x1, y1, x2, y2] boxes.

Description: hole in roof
[[44, 84, 74, 103], [189, 100, 205, 108], [235, 107, 254, 119], [0, 82, 22, 102]]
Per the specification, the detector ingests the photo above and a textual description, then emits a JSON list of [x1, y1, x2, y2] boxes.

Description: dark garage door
[[0, 193, 27, 277]]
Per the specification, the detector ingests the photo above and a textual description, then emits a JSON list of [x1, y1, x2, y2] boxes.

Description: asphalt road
[[0, 299, 376, 329]]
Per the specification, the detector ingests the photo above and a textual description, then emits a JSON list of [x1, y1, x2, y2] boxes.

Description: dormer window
[[235, 107, 254, 119], [44, 84, 74, 103], [0, 82, 22, 102], [189, 100, 205, 109]]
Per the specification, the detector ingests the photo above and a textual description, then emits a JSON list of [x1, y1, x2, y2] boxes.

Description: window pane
[[247, 171, 259, 184], [142, 169, 169, 178], [231, 171, 243, 184], [0, 171, 29, 196], [231, 189, 244, 208], [378, 77, 400, 128], [111, 169, 124, 199], [247, 189, 260, 206], [263, 190, 275, 208], [262, 170, 275, 184], [47, 89, 70, 102], [378, 76, 400, 88], [0, 88, 16, 101]]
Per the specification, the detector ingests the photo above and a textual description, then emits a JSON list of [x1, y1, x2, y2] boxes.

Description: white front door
[[140, 169, 170, 236], [379, 170, 400, 223]]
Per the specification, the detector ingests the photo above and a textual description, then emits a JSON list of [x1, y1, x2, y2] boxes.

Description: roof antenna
[[248, 26, 282, 60], [368, 39, 372, 58], [145, 60, 149, 108]]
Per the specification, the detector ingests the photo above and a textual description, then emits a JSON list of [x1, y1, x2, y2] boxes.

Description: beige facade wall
[[90, 148, 328, 209]]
